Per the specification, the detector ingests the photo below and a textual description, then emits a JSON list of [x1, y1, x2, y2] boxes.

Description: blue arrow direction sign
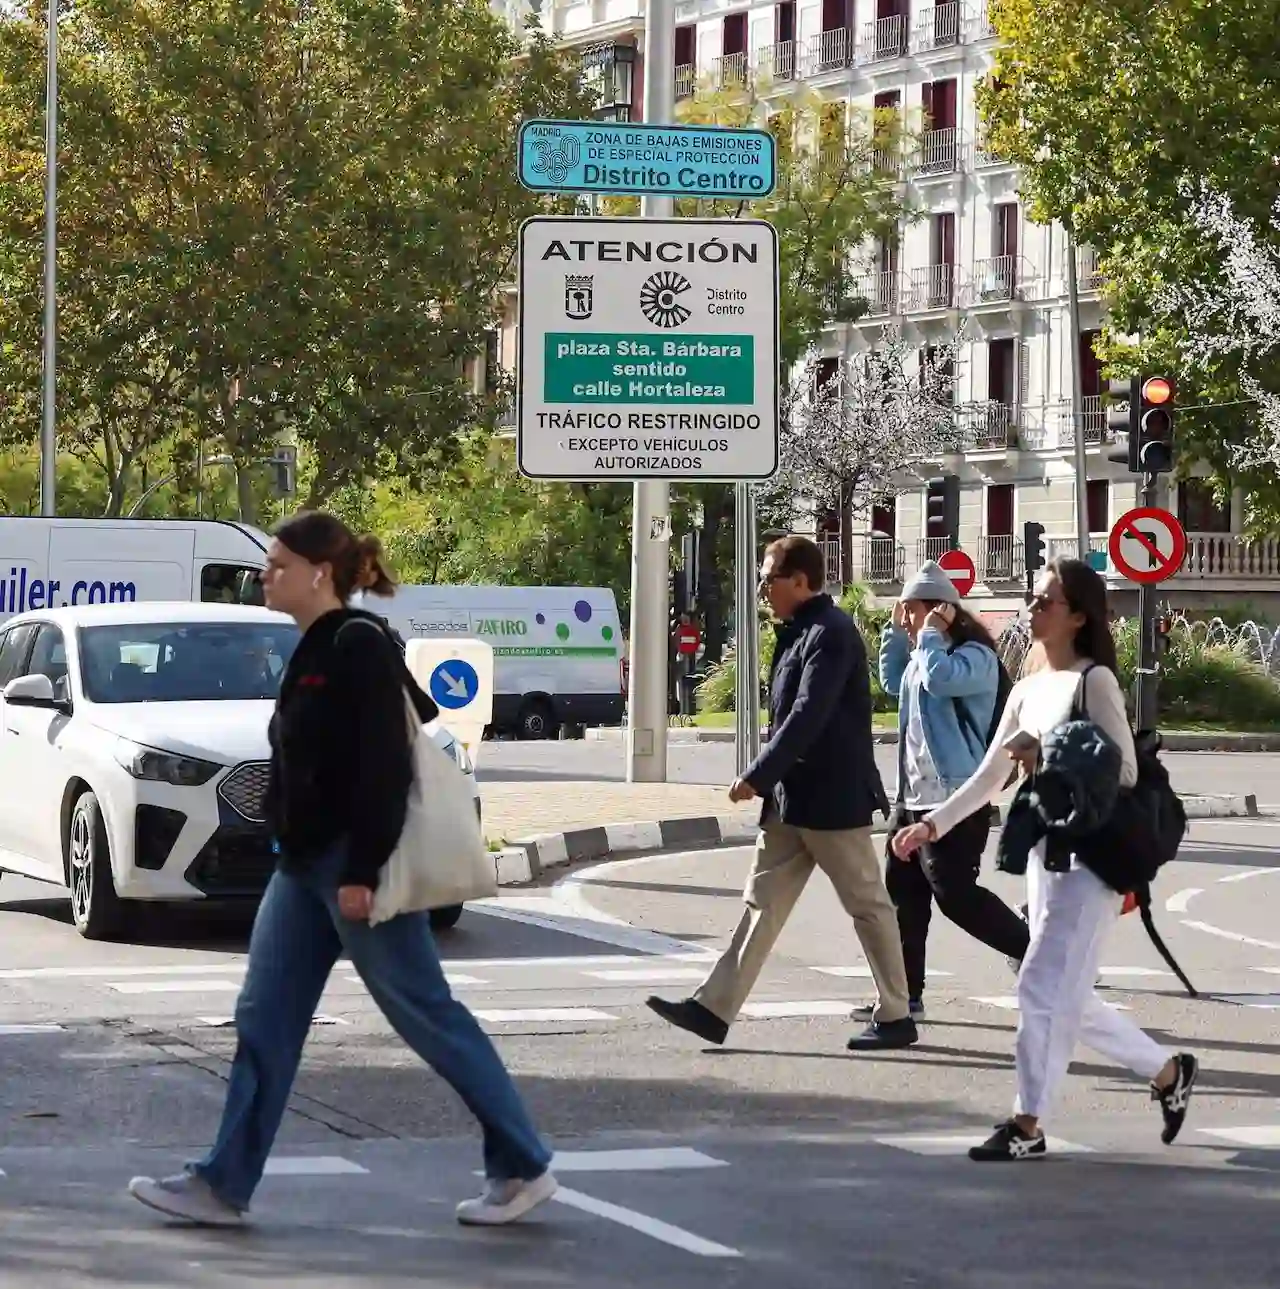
[[517, 119, 777, 200], [429, 659, 479, 711]]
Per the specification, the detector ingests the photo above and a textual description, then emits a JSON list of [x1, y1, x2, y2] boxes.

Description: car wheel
[[518, 698, 558, 740], [68, 790, 127, 940], [429, 903, 464, 931]]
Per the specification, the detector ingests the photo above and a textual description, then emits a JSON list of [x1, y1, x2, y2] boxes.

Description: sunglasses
[[1025, 592, 1069, 613]]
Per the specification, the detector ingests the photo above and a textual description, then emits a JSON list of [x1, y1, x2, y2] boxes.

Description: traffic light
[[270, 446, 297, 497], [680, 531, 700, 607], [1023, 520, 1046, 574], [925, 474, 960, 548], [671, 567, 690, 618], [1136, 376, 1176, 474], [1105, 374, 1141, 470]]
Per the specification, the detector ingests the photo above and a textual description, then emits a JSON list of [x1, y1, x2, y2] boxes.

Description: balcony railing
[[973, 129, 1011, 168], [979, 535, 1022, 583], [915, 2, 963, 51], [1054, 395, 1109, 446], [914, 126, 960, 175], [674, 63, 695, 99], [817, 538, 906, 588], [971, 2, 998, 38], [861, 14, 908, 63], [871, 145, 903, 176], [756, 40, 795, 82], [1046, 535, 1108, 565], [1181, 534, 1280, 580], [853, 270, 901, 316], [907, 263, 956, 311], [713, 51, 749, 91], [1076, 245, 1104, 291], [801, 27, 853, 75], [963, 254, 1023, 304], [964, 401, 1016, 450], [917, 537, 957, 566]]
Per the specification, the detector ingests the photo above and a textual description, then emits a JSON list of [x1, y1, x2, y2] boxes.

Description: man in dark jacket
[[647, 536, 917, 1052]]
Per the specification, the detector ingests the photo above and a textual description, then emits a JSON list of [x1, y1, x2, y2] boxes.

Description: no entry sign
[[1108, 506, 1187, 584], [938, 548, 976, 597], [676, 624, 701, 655]]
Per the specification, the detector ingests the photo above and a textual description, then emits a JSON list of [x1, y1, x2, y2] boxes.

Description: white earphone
[[312, 570, 323, 588]]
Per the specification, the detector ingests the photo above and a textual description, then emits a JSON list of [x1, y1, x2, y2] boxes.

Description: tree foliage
[[0, 0, 594, 515], [981, 0, 1280, 519]]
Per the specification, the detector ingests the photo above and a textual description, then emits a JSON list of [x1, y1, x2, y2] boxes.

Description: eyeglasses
[[1026, 592, 1069, 613]]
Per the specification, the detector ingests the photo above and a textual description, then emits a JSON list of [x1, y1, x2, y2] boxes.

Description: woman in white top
[[893, 559, 1199, 1161]]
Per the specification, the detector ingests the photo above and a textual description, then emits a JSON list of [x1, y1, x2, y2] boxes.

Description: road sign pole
[[1135, 472, 1160, 731], [625, 0, 675, 784], [734, 480, 760, 774]]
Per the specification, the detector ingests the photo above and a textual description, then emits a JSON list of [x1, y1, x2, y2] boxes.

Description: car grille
[[218, 761, 271, 824], [184, 827, 276, 897]]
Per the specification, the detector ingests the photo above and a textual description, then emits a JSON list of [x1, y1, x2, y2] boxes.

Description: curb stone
[[586, 728, 1280, 752], [490, 793, 1261, 886]]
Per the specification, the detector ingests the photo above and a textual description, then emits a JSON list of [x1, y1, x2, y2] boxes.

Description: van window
[[201, 564, 265, 606], [0, 624, 38, 687]]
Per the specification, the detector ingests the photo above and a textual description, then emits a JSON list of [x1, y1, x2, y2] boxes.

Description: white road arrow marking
[[438, 668, 469, 699]]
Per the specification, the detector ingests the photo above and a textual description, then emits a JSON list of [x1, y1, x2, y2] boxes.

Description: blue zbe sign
[[518, 119, 777, 199], [429, 659, 479, 711]]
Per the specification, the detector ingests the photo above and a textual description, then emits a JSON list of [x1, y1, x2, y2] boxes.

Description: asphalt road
[[480, 738, 1280, 805], [2, 812, 1279, 1286]]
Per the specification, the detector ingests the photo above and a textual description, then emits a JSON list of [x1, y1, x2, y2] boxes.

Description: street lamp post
[[40, 0, 58, 517], [127, 455, 233, 518]]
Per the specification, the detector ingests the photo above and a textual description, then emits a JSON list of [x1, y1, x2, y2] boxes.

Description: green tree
[[980, 0, 1280, 522], [0, 0, 594, 518]]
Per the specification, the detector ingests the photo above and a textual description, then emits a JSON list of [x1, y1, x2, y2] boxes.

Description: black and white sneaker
[[968, 1120, 1046, 1162], [1153, 1053, 1199, 1145]]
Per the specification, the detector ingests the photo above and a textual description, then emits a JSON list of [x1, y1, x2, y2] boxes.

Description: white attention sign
[[517, 215, 779, 481]]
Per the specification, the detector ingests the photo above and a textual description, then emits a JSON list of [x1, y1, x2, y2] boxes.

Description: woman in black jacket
[[129, 513, 556, 1228]]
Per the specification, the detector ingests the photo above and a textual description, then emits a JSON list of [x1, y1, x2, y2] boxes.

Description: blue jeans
[[193, 846, 551, 1209]]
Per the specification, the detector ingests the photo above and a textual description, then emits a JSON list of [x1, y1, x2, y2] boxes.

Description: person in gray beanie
[[851, 562, 1029, 1021]]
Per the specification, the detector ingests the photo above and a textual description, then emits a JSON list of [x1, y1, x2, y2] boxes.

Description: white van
[[362, 584, 626, 739], [0, 518, 269, 623]]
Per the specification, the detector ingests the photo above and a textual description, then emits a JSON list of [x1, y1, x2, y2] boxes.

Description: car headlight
[[114, 739, 222, 786]]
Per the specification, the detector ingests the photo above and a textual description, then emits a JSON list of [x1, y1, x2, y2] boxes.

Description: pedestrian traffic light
[[672, 567, 690, 618], [925, 474, 960, 548], [1105, 374, 1141, 471], [1023, 520, 1046, 575], [1136, 376, 1176, 474]]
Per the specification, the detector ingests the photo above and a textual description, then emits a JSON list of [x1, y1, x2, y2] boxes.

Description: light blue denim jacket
[[878, 625, 1000, 801]]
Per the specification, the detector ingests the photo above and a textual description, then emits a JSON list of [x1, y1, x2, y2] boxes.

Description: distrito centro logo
[[640, 271, 693, 328]]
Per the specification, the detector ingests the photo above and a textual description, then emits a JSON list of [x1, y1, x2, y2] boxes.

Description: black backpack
[[949, 643, 1017, 790]]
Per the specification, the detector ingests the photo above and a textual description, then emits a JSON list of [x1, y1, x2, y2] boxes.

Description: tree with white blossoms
[[765, 325, 966, 587], [1178, 183, 1280, 479]]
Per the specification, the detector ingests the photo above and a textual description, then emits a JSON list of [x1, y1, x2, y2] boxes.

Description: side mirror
[[4, 674, 60, 709]]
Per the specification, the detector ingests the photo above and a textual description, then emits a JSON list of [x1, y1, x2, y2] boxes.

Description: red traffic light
[[1142, 376, 1174, 405]]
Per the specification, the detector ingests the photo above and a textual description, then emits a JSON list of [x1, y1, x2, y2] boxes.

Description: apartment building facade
[[492, 0, 1279, 620]]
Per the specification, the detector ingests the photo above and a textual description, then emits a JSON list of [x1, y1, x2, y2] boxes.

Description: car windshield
[[78, 622, 301, 704]]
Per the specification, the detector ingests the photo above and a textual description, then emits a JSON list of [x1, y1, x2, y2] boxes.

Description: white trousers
[[1014, 851, 1169, 1121]]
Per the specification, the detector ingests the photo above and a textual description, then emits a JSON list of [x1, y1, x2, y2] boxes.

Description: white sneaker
[[456, 1170, 558, 1225], [128, 1172, 243, 1227]]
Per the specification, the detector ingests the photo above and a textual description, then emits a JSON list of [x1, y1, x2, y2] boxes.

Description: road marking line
[[263, 1157, 368, 1176], [970, 994, 1130, 1012], [1206, 993, 1280, 1009], [477, 899, 710, 960], [1098, 967, 1172, 977], [1253, 967, 1280, 975], [0, 964, 246, 980], [196, 1015, 349, 1028], [0, 1023, 66, 1035], [551, 1148, 728, 1172], [340, 973, 486, 988], [875, 1133, 1093, 1156], [739, 1000, 852, 1018], [553, 1186, 741, 1258], [442, 953, 711, 969], [1181, 920, 1280, 952], [813, 965, 952, 979], [585, 968, 707, 983], [1217, 869, 1277, 884], [472, 1007, 617, 1022], [1197, 1125, 1280, 1147], [106, 980, 241, 995], [1165, 888, 1201, 913]]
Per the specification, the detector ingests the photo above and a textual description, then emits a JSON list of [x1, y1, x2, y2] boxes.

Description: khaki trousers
[[694, 819, 911, 1026]]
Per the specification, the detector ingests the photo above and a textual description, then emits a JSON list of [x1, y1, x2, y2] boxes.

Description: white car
[[0, 603, 480, 939]]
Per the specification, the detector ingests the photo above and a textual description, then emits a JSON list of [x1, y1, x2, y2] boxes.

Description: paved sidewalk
[[482, 781, 753, 845]]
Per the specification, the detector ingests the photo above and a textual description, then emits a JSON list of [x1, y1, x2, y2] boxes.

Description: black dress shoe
[[846, 1016, 919, 1051], [645, 996, 729, 1045]]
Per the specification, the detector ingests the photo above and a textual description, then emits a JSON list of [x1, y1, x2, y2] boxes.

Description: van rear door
[[48, 523, 192, 608]]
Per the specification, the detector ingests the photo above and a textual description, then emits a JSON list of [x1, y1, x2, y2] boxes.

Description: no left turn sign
[[1108, 506, 1187, 584]]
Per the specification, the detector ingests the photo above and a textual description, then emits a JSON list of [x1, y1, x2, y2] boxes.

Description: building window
[[1086, 479, 1109, 533], [1178, 481, 1231, 533]]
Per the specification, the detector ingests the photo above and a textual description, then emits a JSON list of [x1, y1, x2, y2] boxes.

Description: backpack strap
[[1134, 882, 1198, 997]]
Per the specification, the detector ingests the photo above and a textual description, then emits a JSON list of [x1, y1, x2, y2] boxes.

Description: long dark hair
[[1048, 557, 1118, 673], [918, 601, 998, 654]]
